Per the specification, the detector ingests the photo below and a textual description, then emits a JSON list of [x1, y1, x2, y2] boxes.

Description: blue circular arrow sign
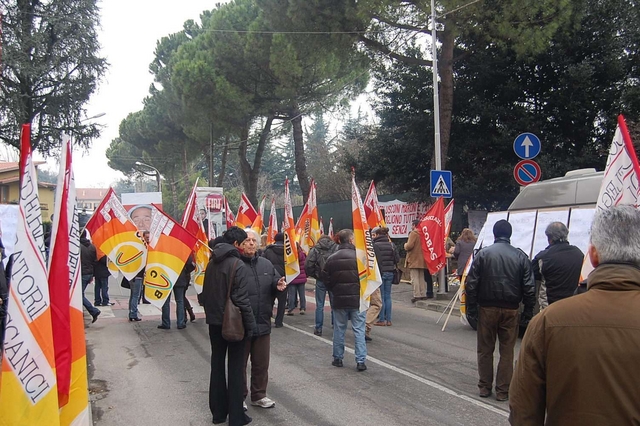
[[513, 133, 541, 160]]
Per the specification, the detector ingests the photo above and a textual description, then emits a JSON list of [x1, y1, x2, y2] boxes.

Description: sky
[[39, 0, 223, 188]]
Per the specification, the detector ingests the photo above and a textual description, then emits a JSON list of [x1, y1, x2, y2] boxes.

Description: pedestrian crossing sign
[[430, 170, 452, 198]]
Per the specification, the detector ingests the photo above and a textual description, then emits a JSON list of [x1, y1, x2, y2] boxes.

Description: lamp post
[[430, 0, 447, 295], [135, 161, 162, 192]]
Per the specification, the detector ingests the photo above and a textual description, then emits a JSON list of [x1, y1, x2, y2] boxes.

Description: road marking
[[282, 323, 509, 418]]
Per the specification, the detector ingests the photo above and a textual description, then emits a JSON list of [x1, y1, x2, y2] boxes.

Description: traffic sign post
[[513, 160, 541, 186], [513, 133, 541, 160], [430, 170, 452, 198]]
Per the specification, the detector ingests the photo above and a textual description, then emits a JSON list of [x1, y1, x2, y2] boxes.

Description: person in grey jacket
[[202, 227, 255, 426], [453, 228, 476, 279]]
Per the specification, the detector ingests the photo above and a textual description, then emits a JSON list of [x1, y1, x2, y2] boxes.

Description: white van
[[508, 168, 603, 211]]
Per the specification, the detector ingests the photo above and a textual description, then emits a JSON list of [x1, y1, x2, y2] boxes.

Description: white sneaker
[[243, 401, 248, 411], [251, 397, 275, 408]]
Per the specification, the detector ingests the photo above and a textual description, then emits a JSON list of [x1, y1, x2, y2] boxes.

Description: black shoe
[[242, 414, 252, 425], [212, 419, 226, 425], [285, 311, 294, 316], [332, 358, 343, 368], [496, 393, 508, 401], [479, 388, 492, 398], [365, 335, 372, 342], [411, 297, 418, 303], [357, 362, 367, 372], [106, 302, 115, 306], [91, 311, 100, 323], [187, 308, 196, 322], [157, 325, 170, 329], [313, 328, 322, 336], [274, 323, 283, 328], [129, 317, 142, 322], [177, 325, 186, 330]]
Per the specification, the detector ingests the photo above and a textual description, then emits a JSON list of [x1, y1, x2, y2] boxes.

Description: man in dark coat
[[321, 229, 368, 372], [466, 220, 535, 401], [240, 229, 287, 409], [80, 230, 101, 323], [305, 235, 338, 336], [531, 221, 584, 309], [202, 227, 255, 426], [261, 233, 286, 327]]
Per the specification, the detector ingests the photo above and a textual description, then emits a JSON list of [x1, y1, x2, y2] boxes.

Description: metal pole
[[432, 0, 446, 294], [432, 0, 441, 171], [156, 172, 161, 193], [209, 122, 215, 186]]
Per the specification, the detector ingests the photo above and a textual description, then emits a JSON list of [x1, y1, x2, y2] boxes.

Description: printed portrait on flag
[[121, 192, 163, 231], [196, 186, 224, 237]]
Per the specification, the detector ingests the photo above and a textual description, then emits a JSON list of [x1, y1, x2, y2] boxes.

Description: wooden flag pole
[[436, 290, 459, 324]]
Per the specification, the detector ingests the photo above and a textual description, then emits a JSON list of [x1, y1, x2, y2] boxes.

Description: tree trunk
[[238, 115, 274, 206], [291, 104, 310, 201], [438, 25, 455, 171], [217, 134, 229, 187]]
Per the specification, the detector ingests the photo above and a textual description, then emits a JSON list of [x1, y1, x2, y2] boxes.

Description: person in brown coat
[[509, 205, 640, 425], [404, 219, 434, 302]]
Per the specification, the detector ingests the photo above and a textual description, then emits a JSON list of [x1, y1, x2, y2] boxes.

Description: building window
[[0, 185, 8, 203]]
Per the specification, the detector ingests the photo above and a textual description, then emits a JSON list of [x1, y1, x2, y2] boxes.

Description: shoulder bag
[[392, 267, 402, 285], [222, 260, 245, 342]]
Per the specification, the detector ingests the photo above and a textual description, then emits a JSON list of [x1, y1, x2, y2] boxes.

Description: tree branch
[[357, 35, 433, 67]]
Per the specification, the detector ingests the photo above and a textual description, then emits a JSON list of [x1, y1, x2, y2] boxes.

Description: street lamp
[[135, 161, 162, 192]]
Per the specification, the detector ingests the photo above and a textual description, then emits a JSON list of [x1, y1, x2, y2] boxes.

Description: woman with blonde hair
[[453, 228, 476, 280]]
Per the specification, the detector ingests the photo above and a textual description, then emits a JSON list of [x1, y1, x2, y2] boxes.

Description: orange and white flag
[[266, 197, 278, 245], [251, 196, 266, 235], [0, 124, 60, 425], [48, 135, 90, 424], [235, 193, 258, 229], [301, 180, 321, 252], [319, 216, 325, 235], [363, 180, 386, 229], [283, 179, 300, 283], [581, 115, 640, 279], [224, 196, 235, 230], [181, 179, 209, 294], [144, 206, 198, 308], [328, 217, 334, 238], [352, 173, 382, 311], [85, 188, 146, 281]]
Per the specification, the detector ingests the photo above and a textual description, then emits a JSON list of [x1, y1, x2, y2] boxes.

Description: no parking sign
[[513, 160, 541, 186]]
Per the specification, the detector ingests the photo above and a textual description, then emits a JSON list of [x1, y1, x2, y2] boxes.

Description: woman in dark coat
[[202, 227, 256, 426]]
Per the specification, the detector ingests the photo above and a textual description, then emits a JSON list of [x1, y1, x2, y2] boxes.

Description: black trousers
[[274, 291, 286, 326], [209, 325, 248, 426]]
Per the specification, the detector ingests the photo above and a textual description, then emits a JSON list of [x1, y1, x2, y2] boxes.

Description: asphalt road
[[86, 284, 514, 426]]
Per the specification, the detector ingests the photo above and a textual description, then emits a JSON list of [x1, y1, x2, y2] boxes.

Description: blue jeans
[[161, 287, 186, 328], [82, 275, 100, 316], [129, 277, 142, 319], [379, 272, 394, 323], [314, 280, 334, 330], [94, 276, 110, 305], [332, 309, 367, 364], [288, 284, 306, 311]]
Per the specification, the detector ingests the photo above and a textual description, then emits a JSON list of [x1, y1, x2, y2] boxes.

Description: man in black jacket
[[466, 220, 535, 402], [305, 235, 338, 336], [241, 229, 287, 409], [261, 233, 286, 327], [321, 229, 368, 372], [532, 222, 584, 309], [202, 227, 255, 426]]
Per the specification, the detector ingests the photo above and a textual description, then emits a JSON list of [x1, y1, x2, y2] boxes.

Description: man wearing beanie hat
[[262, 233, 287, 327], [466, 219, 535, 402]]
